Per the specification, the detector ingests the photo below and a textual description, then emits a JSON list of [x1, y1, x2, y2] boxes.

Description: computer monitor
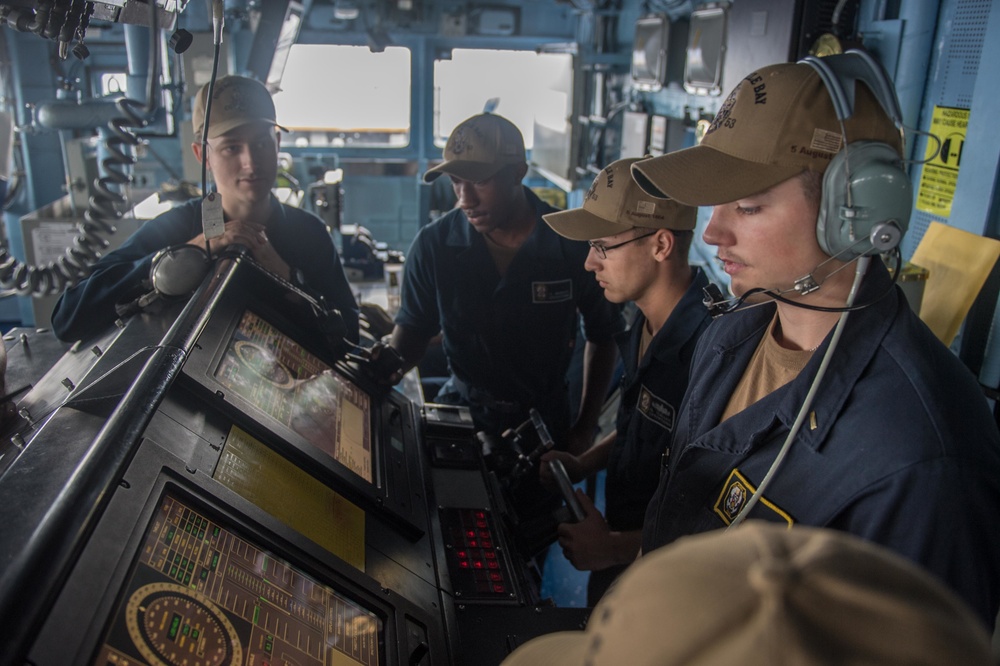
[[92, 490, 385, 665], [214, 309, 373, 483], [179, 261, 424, 537]]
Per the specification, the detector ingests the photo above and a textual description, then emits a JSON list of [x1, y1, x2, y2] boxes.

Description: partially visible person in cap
[[630, 54, 1000, 628], [539, 157, 710, 604], [380, 112, 623, 457], [501, 522, 995, 666], [52, 75, 359, 344]]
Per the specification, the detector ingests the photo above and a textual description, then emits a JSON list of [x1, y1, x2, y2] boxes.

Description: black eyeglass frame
[[588, 230, 658, 259]]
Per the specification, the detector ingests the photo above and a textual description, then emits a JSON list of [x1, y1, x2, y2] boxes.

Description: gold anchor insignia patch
[[713, 468, 794, 527]]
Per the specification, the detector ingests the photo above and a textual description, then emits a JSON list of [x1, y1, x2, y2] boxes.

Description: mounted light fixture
[[332, 0, 360, 21]]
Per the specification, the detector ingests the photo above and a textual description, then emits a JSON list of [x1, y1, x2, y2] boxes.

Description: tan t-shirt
[[637, 319, 655, 363], [721, 314, 814, 422], [483, 233, 520, 276]]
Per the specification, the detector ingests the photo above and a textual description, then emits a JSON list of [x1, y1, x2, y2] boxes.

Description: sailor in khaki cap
[[382, 112, 624, 473], [631, 53, 1000, 628], [540, 157, 710, 604], [52, 75, 358, 345], [502, 522, 995, 666]]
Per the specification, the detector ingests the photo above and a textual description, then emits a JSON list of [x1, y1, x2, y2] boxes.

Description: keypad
[[440, 508, 514, 602]]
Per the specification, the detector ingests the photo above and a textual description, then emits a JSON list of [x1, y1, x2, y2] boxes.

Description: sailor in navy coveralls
[[631, 57, 1000, 627], [386, 113, 623, 454], [541, 157, 711, 603]]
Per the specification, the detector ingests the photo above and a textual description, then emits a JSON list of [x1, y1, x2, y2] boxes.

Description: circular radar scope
[[125, 582, 243, 666]]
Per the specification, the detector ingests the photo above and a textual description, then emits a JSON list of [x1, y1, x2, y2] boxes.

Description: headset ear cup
[[816, 141, 913, 259]]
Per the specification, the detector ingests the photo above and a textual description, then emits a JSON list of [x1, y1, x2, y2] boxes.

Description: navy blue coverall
[[52, 196, 359, 345], [395, 186, 624, 441], [641, 261, 1000, 628]]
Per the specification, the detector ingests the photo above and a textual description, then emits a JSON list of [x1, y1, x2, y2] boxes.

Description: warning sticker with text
[[916, 106, 969, 218]]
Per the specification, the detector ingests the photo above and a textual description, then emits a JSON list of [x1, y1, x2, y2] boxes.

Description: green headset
[[800, 50, 913, 260]]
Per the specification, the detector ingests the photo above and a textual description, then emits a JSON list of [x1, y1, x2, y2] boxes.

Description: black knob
[[408, 641, 429, 665], [72, 42, 90, 60], [169, 28, 194, 54]]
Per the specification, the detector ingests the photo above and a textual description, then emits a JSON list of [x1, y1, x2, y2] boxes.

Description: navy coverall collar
[[444, 187, 564, 289], [617, 267, 710, 377], [687, 261, 899, 455]]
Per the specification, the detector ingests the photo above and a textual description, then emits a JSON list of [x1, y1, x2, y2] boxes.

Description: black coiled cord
[[0, 92, 147, 297], [0, 0, 152, 297]]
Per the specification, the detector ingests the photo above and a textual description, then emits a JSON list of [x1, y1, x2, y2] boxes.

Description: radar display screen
[[94, 493, 383, 666], [214, 310, 373, 483]]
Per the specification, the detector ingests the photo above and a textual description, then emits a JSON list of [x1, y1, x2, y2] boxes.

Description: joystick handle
[[547, 458, 585, 523]]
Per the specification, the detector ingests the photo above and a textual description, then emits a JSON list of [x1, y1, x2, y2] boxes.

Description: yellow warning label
[[916, 106, 969, 217]]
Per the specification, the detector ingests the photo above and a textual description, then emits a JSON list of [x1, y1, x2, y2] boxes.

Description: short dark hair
[[798, 169, 823, 207], [634, 226, 694, 259], [672, 229, 694, 258]]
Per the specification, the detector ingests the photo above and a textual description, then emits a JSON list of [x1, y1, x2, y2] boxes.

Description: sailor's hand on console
[[187, 218, 260, 252], [246, 232, 292, 280], [188, 220, 291, 279], [539, 450, 583, 491], [364, 341, 405, 385], [556, 492, 613, 571]]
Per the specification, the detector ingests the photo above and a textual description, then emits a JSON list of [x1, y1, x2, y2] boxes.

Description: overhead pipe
[[889, 0, 941, 161]]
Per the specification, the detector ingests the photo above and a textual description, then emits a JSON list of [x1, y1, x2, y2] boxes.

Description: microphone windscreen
[[150, 245, 210, 297]]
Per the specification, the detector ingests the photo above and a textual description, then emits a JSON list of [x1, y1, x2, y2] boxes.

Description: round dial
[[125, 582, 242, 666]]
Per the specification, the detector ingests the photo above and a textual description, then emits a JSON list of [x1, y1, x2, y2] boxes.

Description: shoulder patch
[[713, 468, 794, 527]]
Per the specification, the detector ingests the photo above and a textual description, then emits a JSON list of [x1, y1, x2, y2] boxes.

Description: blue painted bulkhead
[[1, 0, 998, 376]]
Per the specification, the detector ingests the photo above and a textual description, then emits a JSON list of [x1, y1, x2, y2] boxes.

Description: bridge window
[[272, 44, 411, 149], [433, 48, 573, 151]]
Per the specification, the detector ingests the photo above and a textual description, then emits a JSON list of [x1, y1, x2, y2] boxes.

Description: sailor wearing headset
[[630, 53, 1000, 628]]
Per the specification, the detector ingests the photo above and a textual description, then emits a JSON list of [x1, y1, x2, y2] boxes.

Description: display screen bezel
[[178, 261, 424, 537], [179, 284, 389, 517], [89, 481, 391, 666], [212, 308, 376, 485]]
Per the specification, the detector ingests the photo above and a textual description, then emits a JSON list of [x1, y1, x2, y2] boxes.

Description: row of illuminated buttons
[[460, 535, 494, 549], [455, 557, 501, 571], [455, 549, 498, 562], [453, 566, 505, 594]]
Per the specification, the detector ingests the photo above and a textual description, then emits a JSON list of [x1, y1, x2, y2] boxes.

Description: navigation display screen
[[214, 310, 373, 483], [93, 493, 384, 666]]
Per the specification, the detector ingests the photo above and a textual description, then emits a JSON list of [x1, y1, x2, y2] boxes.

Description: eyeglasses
[[588, 230, 657, 259]]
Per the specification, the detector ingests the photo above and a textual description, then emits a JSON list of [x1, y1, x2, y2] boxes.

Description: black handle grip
[[547, 459, 585, 523]]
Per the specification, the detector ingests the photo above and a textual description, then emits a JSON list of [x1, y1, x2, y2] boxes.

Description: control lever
[[510, 408, 555, 479], [344, 343, 404, 380], [546, 459, 585, 523]]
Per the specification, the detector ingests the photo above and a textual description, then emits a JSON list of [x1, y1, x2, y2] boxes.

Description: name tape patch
[[636, 385, 676, 432], [532, 279, 573, 304]]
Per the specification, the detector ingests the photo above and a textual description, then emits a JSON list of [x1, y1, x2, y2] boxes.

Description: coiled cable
[[0, 0, 156, 297]]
